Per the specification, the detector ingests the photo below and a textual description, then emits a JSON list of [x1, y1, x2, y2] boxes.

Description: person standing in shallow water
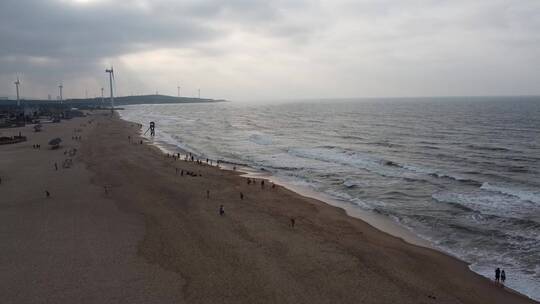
[[219, 205, 225, 216], [495, 268, 501, 283], [501, 270, 506, 285]]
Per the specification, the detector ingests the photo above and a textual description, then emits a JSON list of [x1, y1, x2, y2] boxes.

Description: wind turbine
[[14, 77, 21, 107], [105, 67, 115, 112], [101, 87, 104, 104], [177, 84, 181, 97], [198, 88, 200, 99], [58, 83, 63, 104]]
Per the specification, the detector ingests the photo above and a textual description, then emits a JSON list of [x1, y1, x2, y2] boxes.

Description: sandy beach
[[0, 111, 536, 304]]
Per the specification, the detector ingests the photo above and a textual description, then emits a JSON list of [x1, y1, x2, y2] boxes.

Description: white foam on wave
[[288, 147, 405, 178], [401, 164, 436, 175], [342, 179, 370, 188], [324, 189, 382, 211], [432, 191, 539, 220], [248, 133, 273, 145], [402, 164, 483, 185], [481, 182, 540, 204]]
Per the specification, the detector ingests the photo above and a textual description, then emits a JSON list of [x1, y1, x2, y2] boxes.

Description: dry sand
[[0, 111, 536, 304]]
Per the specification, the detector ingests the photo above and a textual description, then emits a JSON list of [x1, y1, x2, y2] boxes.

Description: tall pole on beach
[[14, 77, 20, 107], [58, 84, 63, 104], [105, 67, 114, 113]]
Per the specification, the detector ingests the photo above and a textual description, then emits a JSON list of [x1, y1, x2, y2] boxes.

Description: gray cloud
[[1, 0, 539, 100]]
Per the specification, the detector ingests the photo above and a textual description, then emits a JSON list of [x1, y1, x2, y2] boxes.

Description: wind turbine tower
[[105, 67, 115, 112], [198, 89, 201, 99], [58, 84, 63, 104], [14, 77, 21, 107], [101, 87, 104, 104], [177, 85, 181, 97]]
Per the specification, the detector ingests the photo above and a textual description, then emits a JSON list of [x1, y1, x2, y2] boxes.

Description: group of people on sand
[[166, 151, 225, 170], [134, 133, 295, 227], [494, 268, 506, 286], [246, 178, 276, 189], [32, 144, 41, 149], [175, 168, 199, 177]]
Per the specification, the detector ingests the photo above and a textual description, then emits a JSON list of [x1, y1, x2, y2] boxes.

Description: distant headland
[[0, 94, 227, 109]]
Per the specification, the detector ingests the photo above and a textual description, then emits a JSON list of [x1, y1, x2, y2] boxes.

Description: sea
[[119, 96, 540, 300]]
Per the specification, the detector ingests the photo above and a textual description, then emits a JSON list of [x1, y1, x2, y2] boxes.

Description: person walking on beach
[[240, 192, 244, 200], [206, 190, 210, 199], [54, 162, 58, 171], [219, 205, 225, 216], [501, 270, 506, 285], [290, 217, 295, 228], [495, 268, 501, 283]]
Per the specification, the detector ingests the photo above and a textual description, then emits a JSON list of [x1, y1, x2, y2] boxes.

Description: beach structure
[[14, 77, 21, 107], [105, 67, 115, 112], [144, 121, 156, 136]]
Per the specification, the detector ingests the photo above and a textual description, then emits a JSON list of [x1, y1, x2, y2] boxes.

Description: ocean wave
[[431, 173, 483, 186], [287, 147, 405, 178], [248, 133, 273, 145], [466, 144, 511, 152], [339, 135, 365, 141], [288, 146, 488, 187], [401, 164, 484, 186], [343, 179, 360, 188], [432, 191, 540, 222], [324, 189, 383, 211], [480, 183, 540, 204], [419, 145, 440, 150], [364, 141, 404, 148]]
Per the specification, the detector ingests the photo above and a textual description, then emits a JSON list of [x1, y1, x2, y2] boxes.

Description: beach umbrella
[[48, 137, 62, 146]]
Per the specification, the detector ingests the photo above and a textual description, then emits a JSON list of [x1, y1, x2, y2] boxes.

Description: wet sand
[[0, 111, 535, 303]]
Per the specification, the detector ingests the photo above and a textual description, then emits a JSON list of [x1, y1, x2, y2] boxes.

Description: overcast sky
[[0, 0, 539, 101]]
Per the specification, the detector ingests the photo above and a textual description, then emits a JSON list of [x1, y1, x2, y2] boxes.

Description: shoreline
[[153, 135, 437, 250], [119, 114, 537, 302], [1, 112, 536, 303], [137, 133, 432, 248]]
